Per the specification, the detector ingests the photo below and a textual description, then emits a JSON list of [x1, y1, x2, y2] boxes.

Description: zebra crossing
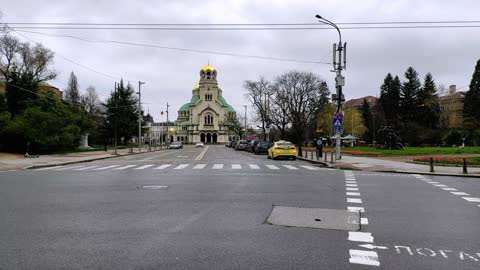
[[33, 163, 333, 172]]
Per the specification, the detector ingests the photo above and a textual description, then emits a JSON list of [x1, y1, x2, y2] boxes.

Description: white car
[[195, 142, 205, 148], [169, 141, 183, 149]]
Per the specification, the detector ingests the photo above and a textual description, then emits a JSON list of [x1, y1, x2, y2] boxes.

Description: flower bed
[[413, 156, 480, 166], [300, 147, 381, 156]]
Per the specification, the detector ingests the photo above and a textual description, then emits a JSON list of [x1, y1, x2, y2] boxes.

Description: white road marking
[[346, 178, 356, 180], [266, 165, 279, 170], [249, 164, 260, 169], [193, 164, 206, 169], [282, 165, 298, 170], [113, 165, 136, 170], [346, 184, 358, 187], [94, 165, 121, 170], [462, 197, 480, 203], [348, 206, 365, 212], [346, 192, 361, 196], [346, 181, 357, 184], [442, 187, 457, 191], [55, 165, 84, 171], [213, 164, 223, 169], [426, 181, 439, 184], [361, 218, 369, 225], [74, 166, 99, 171], [347, 198, 363, 204], [155, 164, 172, 170], [300, 165, 319, 170], [450, 192, 470, 196], [34, 166, 66, 171], [346, 187, 359, 191], [358, 244, 388, 250], [195, 146, 209, 160], [140, 151, 176, 161], [232, 164, 242, 169], [135, 165, 154, 170], [348, 232, 374, 243], [433, 184, 448, 187], [174, 164, 189, 170], [349, 249, 380, 266]]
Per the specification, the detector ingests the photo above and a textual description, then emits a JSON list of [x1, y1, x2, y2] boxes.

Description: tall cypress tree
[[464, 59, 480, 124], [64, 72, 80, 104]]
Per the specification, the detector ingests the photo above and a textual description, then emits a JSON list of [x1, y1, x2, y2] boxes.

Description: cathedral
[[174, 64, 238, 143]]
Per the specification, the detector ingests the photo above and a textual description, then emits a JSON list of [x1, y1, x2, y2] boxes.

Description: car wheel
[[292, 157, 297, 161]]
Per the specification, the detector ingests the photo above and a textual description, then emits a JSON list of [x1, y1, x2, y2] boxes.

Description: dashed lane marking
[[154, 164, 172, 170], [193, 164, 207, 169], [113, 165, 136, 170], [94, 165, 121, 170], [74, 166, 99, 171], [135, 165, 154, 170], [249, 164, 260, 169]]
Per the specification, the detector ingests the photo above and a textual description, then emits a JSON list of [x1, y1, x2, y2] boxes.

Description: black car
[[253, 141, 269, 154], [246, 140, 260, 153], [230, 141, 238, 149]]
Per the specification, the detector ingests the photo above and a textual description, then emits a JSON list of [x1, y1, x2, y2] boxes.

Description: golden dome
[[201, 64, 216, 71], [194, 82, 200, 89]]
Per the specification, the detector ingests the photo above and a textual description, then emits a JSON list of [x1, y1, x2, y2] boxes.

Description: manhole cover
[[137, 185, 168, 190], [266, 206, 360, 231]]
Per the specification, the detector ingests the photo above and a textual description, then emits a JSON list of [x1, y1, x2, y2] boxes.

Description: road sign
[[333, 114, 343, 135]]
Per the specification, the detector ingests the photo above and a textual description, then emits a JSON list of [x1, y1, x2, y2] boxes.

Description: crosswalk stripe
[[74, 166, 99, 171], [193, 164, 206, 169], [282, 165, 298, 170], [55, 165, 85, 171], [34, 166, 66, 171], [300, 165, 320, 170], [249, 164, 260, 169], [213, 164, 223, 169], [135, 165, 154, 170], [174, 164, 189, 170], [93, 165, 121, 170], [232, 164, 241, 169], [113, 165, 136, 170], [266, 165, 279, 170], [155, 164, 171, 170]]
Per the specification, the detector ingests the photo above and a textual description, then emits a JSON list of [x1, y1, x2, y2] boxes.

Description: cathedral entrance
[[200, 133, 206, 143], [213, 133, 217, 143], [206, 133, 212, 143]]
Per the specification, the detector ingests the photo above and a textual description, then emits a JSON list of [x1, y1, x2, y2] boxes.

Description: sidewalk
[[0, 147, 165, 171], [299, 154, 480, 178]]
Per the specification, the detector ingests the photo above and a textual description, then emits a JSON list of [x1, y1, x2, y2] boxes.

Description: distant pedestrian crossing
[[33, 163, 333, 172]]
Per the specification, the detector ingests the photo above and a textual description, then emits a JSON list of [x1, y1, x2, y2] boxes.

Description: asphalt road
[[0, 145, 479, 269]]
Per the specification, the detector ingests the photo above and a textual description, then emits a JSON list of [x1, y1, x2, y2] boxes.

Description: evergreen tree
[[360, 98, 373, 142], [399, 67, 421, 123], [418, 73, 440, 129], [379, 73, 401, 125], [464, 59, 480, 124], [6, 69, 38, 117], [64, 72, 80, 104]]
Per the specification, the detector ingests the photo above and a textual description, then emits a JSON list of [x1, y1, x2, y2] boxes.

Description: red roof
[[343, 96, 378, 109]]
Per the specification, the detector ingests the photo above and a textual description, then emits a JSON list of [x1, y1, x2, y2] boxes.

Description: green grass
[[317, 146, 480, 156], [413, 156, 480, 166]]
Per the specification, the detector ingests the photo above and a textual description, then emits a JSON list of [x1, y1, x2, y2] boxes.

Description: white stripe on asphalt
[[346, 184, 358, 187], [346, 181, 357, 184], [349, 249, 380, 266], [346, 187, 359, 191], [442, 187, 457, 191], [232, 164, 242, 169], [113, 165, 136, 170], [462, 197, 480, 203], [193, 164, 206, 169], [282, 165, 298, 170], [266, 165, 279, 170], [300, 165, 319, 170], [135, 165, 154, 170], [140, 151, 176, 161], [213, 164, 223, 169], [433, 184, 448, 187], [348, 232, 374, 243], [348, 206, 365, 212], [450, 191, 470, 196], [346, 192, 361, 196], [426, 181, 439, 184], [55, 165, 85, 171], [174, 164, 189, 170], [249, 164, 260, 169], [74, 166, 99, 171], [347, 198, 363, 204], [34, 166, 66, 171], [155, 164, 172, 170], [361, 218, 369, 225], [93, 165, 121, 170]]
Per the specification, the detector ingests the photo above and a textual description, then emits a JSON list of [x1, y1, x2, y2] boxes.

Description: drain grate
[[137, 185, 168, 190], [266, 206, 360, 231]]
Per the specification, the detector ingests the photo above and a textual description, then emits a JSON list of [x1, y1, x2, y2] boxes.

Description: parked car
[[225, 141, 232, 147], [169, 141, 183, 149], [235, 140, 248, 151], [267, 140, 296, 160], [253, 141, 269, 154], [195, 142, 205, 148], [231, 141, 238, 149], [246, 140, 259, 153]]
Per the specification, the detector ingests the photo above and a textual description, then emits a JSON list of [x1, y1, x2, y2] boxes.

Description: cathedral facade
[[174, 65, 237, 143]]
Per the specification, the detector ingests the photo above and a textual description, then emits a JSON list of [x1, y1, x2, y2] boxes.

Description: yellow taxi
[[267, 140, 297, 160]]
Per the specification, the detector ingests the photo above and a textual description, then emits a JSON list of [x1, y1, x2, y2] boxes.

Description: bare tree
[[81, 86, 100, 114], [230, 113, 246, 139], [243, 76, 271, 140], [274, 71, 330, 154], [269, 82, 291, 140], [64, 71, 80, 104], [0, 34, 21, 82]]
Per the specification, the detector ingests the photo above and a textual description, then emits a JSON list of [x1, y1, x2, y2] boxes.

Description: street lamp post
[[244, 105, 247, 140], [315, 14, 346, 160], [138, 81, 145, 152]]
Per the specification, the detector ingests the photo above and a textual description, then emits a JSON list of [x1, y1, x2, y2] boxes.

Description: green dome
[[227, 104, 235, 113], [179, 103, 190, 111]]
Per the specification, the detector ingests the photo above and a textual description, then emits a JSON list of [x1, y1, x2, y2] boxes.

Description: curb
[[297, 156, 480, 178], [25, 148, 165, 170]]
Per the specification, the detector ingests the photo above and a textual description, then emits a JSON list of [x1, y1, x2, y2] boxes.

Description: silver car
[[169, 141, 183, 149]]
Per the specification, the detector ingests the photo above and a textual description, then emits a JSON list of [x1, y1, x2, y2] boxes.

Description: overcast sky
[[1, 0, 479, 121]]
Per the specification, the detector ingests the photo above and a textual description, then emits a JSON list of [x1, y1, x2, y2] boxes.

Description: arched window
[[204, 113, 214, 125]]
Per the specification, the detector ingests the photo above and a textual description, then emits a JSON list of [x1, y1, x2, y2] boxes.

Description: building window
[[204, 114, 214, 125], [205, 94, 212, 101]]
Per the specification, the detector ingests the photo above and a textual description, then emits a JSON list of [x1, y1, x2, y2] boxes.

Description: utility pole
[[138, 81, 145, 152], [244, 105, 247, 140], [316, 14, 346, 160], [114, 81, 118, 155], [166, 103, 170, 144]]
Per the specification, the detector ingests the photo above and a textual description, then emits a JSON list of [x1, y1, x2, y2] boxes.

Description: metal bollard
[[463, 158, 468, 174], [331, 151, 334, 163], [324, 151, 327, 161], [311, 151, 314, 160], [429, 157, 434, 173]]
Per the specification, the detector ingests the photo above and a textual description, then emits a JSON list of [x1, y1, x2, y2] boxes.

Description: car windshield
[[172, 142, 181, 145], [259, 142, 269, 146], [276, 142, 293, 146]]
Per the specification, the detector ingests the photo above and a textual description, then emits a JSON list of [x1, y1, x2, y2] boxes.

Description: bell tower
[[198, 64, 219, 102]]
